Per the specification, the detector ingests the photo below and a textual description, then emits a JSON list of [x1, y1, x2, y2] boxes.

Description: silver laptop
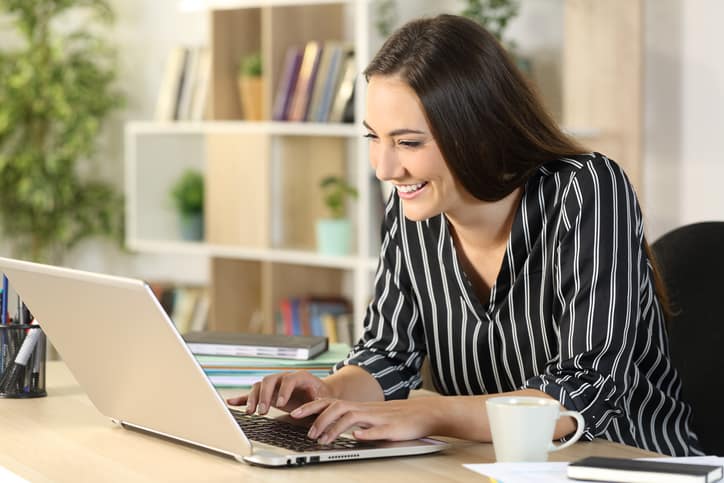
[[0, 257, 449, 466]]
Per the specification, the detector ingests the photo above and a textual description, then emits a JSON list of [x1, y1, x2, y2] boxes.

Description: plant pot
[[238, 76, 263, 121], [179, 212, 204, 241], [316, 218, 352, 256]]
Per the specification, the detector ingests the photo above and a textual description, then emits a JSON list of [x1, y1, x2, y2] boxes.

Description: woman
[[229, 14, 701, 456]]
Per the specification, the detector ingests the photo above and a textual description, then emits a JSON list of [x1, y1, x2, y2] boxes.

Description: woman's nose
[[372, 145, 403, 181]]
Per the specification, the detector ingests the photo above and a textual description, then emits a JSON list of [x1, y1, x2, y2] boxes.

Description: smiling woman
[[228, 14, 702, 457]]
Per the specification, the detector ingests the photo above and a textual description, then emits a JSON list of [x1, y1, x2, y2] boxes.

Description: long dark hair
[[364, 14, 584, 202]]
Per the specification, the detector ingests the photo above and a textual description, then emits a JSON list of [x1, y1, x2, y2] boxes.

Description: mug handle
[[549, 410, 586, 452]]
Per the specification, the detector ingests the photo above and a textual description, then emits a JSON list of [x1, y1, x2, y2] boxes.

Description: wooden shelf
[[127, 239, 377, 270]]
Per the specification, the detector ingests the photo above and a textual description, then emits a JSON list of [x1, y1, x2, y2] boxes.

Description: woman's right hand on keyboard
[[226, 370, 334, 415]]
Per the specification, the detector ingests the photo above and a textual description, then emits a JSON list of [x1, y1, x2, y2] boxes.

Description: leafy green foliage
[[239, 51, 262, 77], [0, 0, 124, 263], [170, 169, 204, 218], [460, 0, 520, 43], [320, 176, 357, 219], [373, 0, 520, 47]]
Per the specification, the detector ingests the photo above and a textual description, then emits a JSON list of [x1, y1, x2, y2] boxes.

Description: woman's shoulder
[[536, 152, 633, 194], [538, 152, 625, 178]]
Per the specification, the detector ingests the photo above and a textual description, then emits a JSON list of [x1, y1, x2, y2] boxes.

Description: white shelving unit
[[125, 0, 376, 337]]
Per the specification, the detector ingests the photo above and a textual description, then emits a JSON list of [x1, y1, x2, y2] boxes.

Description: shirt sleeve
[[333, 193, 427, 400], [522, 155, 648, 440]]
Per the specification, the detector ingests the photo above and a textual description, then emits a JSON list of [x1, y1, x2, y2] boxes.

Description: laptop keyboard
[[230, 409, 369, 452]]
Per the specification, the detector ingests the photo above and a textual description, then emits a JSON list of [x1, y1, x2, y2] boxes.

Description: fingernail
[[318, 434, 328, 445], [258, 403, 266, 413], [276, 397, 284, 407], [307, 427, 317, 439], [291, 408, 302, 417]]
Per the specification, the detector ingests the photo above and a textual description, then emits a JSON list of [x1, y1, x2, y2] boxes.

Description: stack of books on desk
[[193, 343, 351, 388]]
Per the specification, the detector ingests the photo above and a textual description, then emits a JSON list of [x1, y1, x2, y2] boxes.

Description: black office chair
[[651, 222, 724, 455]]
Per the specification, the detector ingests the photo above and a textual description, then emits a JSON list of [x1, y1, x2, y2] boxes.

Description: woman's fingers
[[299, 399, 369, 441], [226, 394, 248, 406], [275, 371, 317, 408], [256, 374, 285, 414], [316, 408, 377, 444], [244, 381, 262, 414]]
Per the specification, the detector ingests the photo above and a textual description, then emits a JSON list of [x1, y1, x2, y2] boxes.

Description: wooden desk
[[0, 362, 659, 482]]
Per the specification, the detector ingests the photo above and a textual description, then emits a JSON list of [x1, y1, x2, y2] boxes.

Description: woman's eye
[[363, 133, 378, 140], [398, 140, 421, 148]]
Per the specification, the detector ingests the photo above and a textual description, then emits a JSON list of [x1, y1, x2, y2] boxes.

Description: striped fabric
[[335, 153, 702, 456]]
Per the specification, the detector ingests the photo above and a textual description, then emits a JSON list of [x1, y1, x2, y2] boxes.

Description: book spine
[[186, 343, 309, 360]]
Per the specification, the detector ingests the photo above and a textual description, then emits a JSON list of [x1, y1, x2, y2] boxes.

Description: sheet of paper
[[463, 462, 569, 482], [463, 456, 724, 482], [0, 465, 28, 483]]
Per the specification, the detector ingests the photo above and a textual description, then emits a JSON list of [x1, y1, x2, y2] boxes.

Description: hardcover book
[[183, 331, 328, 360], [568, 456, 724, 483]]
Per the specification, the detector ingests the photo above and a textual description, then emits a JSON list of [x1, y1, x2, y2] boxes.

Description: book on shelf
[[287, 41, 323, 122], [271, 41, 355, 123], [154, 45, 211, 122], [189, 47, 211, 121], [315, 44, 353, 122], [149, 284, 209, 334], [183, 331, 328, 360], [155, 46, 187, 121], [272, 45, 304, 121], [567, 456, 724, 483], [196, 343, 351, 388], [328, 49, 356, 123], [306, 42, 345, 122], [275, 296, 352, 343]]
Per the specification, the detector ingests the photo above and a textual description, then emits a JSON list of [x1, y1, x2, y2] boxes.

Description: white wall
[[644, 0, 724, 240]]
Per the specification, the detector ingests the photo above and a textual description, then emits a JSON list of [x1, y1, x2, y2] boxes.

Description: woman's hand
[[226, 370, 334, 415], [289, 397, 445, 444]]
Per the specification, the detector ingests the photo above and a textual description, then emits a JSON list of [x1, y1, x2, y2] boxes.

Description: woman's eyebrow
[[363, 120, 426, 136]]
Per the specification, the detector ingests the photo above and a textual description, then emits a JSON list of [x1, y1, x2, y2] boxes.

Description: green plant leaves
[[319, 175, 357, 219], [0, 0, 124, 263]]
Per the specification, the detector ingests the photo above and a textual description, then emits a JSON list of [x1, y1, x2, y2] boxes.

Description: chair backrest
[[651, 222, 724, 456]]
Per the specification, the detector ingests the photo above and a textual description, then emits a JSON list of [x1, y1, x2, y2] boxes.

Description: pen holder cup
[[0, 324, 47, 398]]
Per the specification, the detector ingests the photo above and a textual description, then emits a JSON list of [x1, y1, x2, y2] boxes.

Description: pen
[[0, 321, 42, 394], [30, 326, 45, 392], [1, 275, 7, 325], [0, 289, 5, 371]]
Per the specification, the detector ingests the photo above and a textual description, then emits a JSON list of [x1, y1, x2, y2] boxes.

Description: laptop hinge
[[116, 419, 247, 462]]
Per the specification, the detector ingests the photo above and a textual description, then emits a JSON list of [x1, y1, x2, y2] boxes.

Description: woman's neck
[[445, 187, 523, 251]]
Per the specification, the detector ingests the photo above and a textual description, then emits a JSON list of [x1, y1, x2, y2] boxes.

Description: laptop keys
[[230, 409, 369, 452]]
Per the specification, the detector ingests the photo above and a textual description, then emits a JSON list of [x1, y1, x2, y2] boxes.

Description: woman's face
[[365, 75, 468, 222]]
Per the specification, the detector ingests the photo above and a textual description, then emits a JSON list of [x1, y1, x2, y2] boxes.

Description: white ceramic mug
[[485, 396, 585, 462]]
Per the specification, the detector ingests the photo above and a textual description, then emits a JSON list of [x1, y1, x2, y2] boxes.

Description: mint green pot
[[180, 212, 204, 241], [316, 218, 352, 255]]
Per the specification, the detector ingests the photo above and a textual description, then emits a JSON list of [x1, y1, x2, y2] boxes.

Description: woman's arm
[[292, 388, 577, 444]]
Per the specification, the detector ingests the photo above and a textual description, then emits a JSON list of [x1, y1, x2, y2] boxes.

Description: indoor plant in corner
[[170, 169, 204, 241], [316, 176, 357, 256], [0, 0, 124, 264]]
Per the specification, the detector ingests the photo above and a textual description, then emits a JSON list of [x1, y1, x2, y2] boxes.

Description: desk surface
[[0, 362, 660, 482]]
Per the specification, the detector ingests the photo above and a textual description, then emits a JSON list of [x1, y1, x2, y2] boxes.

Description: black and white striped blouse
[[335, 153, 701, 456]]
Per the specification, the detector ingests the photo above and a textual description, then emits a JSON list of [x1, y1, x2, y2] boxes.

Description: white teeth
[[396, 182, 426, 193]]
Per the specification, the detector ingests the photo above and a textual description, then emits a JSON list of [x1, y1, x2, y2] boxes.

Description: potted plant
[[0, 0, 124, 264], [238, 51, 263, 121], [316, 176, 358, 256], [170, 169, 204, 241]]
